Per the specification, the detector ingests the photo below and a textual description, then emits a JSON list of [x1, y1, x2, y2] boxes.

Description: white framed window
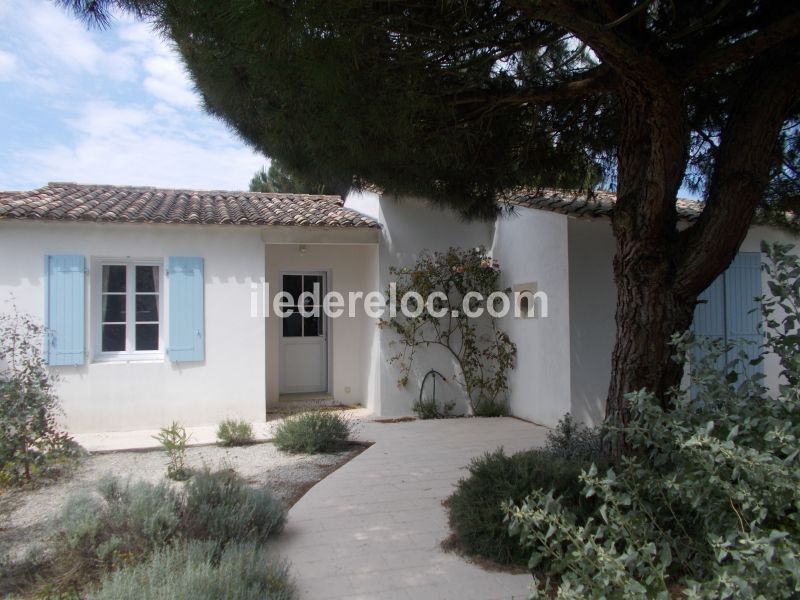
[[92, 258, 164, 361]]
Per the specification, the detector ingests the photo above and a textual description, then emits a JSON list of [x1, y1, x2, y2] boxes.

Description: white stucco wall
[[491, 207, 572, 427], [375, 194, 495, 416], [264, 243, 378, 407], [567, 218, 800, 426], [566, 218, 616, 426], [0, 220, 266, 433]]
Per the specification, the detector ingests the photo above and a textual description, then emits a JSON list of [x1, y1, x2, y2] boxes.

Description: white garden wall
[[375, 194, 495, 416], [566, 218, 616, 426], [0, 220, 266, 433], [492, 207, 572, 427]]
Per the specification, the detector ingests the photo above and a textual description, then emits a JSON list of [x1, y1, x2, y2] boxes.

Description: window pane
[[102, 324, 126, 352], [282, 275, 301, 306], [304, 315, 321, 337], [135, 324, 159, 351], [136, 266, 159, 293], [303, 275, 323, 300], [102, 294, 126, 322], [136, 295, 159, 322], [102, 265, 126, 293], [282, 311, 302, 337]]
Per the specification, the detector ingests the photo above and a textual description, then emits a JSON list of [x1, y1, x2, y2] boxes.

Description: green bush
[[0, 306, 77, 485], [217, 419, 255, 446], [182, 468, 286, 552], [447, 448, 601, 566], [88, 541, 294, 600], [273, 412, 354, 453], [506, 242, 800, 598], [412, 396, 455, 419], [56, 469, 286, 586], [60, 477, 182, 572], [543, 413, 603, 460], [471, 396, 507, 417]]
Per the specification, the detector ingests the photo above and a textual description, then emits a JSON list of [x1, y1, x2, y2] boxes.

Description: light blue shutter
[[692, 273, 726, 373], [691, 252, 764, 378], [168, 257, 205, 362], [45, 255, 85, 366], [725, 252, 763, 375]]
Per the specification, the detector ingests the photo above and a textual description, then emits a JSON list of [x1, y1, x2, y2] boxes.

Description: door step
[[278, 393, 337, 406], [270, 394, 358, 416]]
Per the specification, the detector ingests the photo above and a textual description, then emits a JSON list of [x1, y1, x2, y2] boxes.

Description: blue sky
[[0, 0, 265, 192]]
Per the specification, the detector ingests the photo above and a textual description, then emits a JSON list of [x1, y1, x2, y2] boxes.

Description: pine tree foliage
[[248, 160, 333, 195]]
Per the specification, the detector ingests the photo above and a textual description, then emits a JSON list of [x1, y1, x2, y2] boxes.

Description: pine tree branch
[[450, 65, 615, 107], [677, 44, 800, 297], [682, 11, 800, 82], [504, 0, 661, 86]]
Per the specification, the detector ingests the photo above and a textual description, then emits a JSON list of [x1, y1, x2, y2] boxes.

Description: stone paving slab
[[273, 417, 547, 599]]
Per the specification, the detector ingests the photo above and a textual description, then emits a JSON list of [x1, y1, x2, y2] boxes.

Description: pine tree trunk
[[604, 241, 696, 438], [603, 84, 692, 455], [601, 54, 796, 456]]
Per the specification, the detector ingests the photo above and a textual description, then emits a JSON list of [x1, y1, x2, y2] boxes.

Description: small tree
[[0, 303, 73, 484], [381, 247, 516, 416]]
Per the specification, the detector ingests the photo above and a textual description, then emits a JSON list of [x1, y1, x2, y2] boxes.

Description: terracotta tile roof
[[0, 183, 380, 228], [501, 188, 702, 221]]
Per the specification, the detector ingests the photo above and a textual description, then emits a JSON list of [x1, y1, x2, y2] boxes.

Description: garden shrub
[[217, 418, 255, 446], [182, 468, 286, 552], [542, 413, 603, 461], [0, 306, 78, 485], [273, 411, 354, 453], [56, 469, 286, 586], [153, 421, 191, 481], [447, 448, 602, 566], [88, 540, 295, 600], [506, 241, 800, 598], [60, 477, 182, 572], [412, 395, 455, 420]]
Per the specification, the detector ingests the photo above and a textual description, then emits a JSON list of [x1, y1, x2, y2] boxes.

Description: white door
[[279, 272, 328, 394]]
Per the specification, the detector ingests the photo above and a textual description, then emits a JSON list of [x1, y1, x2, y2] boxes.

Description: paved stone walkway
[[273, 417, 547, 599]]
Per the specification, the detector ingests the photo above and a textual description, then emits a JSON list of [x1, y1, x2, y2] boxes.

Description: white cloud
[[143, 55, 198, 108], [0, 49, 16, 80], [17, 100, 262, 190], [23, 2, 135, 80], [69, 101, 152, 138], [27, 4, 102, 71], [0, 0, 266, 191]]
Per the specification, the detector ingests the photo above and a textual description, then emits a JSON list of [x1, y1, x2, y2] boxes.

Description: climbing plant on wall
[[380, 247, 516, 417]]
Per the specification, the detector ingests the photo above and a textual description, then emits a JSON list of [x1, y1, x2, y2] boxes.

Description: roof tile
[[502, 188, 702, 221], [0, 183, 380, 229]]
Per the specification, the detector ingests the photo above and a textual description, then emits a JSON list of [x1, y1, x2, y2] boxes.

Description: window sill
[[93, 353, 165, 364]]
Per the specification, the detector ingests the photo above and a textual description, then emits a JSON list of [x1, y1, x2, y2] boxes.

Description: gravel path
[[0, 442, 363, 564]]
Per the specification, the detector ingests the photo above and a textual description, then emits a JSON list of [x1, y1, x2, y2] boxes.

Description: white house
[[0, 182, 795, 432]]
